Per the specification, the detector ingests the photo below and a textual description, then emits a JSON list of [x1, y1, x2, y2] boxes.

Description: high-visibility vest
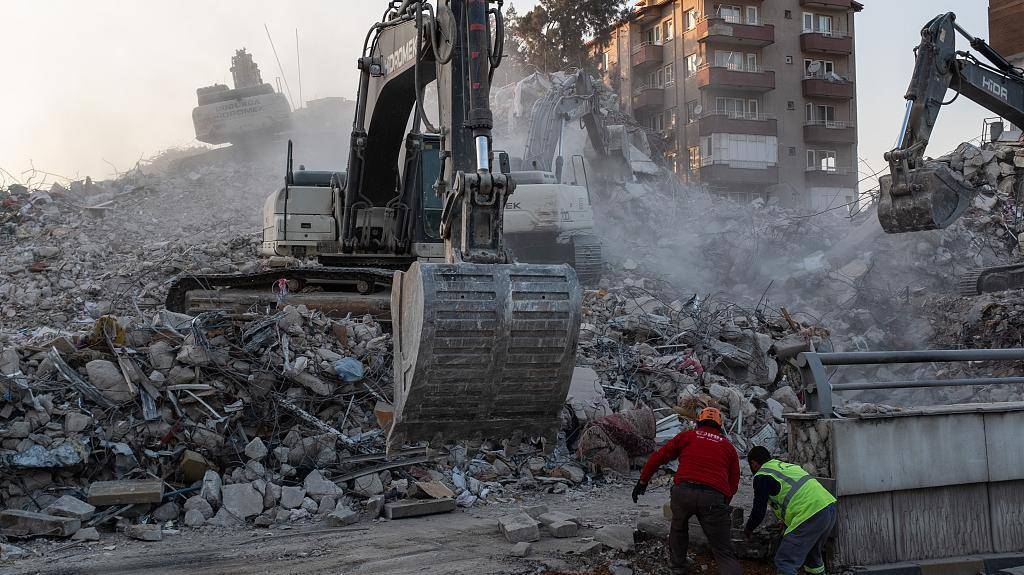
[[755, 459, 836, 534]]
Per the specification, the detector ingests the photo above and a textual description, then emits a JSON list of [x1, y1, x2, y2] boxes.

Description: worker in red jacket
[[632, 407, 741, 575]]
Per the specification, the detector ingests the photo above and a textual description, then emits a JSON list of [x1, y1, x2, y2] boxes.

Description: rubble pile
[[0, 152, 278, 331]]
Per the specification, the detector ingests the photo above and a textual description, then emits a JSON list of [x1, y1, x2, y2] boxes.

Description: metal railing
[[804, 165, 856, 174], [805, 119, 854, 128], [698, 62, 773, 74], [631, 40, 663, 54], [804, 70, 851, 82], [633, 84, 665, 95], [802, 28, 849, 38], [697, 14, 770, 27], [797, 349, 1024, 416], [700, 158, 776, 169], [696, 110, 775, 121]]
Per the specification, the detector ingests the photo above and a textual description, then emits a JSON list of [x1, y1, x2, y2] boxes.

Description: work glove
[[631, 481, 648, 503]]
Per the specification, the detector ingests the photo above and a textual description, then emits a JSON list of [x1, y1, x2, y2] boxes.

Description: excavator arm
[[879, 12, 1024, 234]]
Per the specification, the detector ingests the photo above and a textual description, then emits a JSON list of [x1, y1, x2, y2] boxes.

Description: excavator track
[[958, 264, 1024, 296], [571, 235, 604, 287], [166, 267, 398, 318]]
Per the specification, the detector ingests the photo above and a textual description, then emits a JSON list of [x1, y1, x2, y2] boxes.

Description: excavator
[[879, 12, 1024, 295], [169, 0, 582, 448]]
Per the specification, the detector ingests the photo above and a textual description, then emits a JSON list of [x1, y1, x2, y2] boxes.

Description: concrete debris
[[595, 525, 635, 552], [124, 523, 162, 542], [0, 510, 80, 537], [498, 512, 540, 544], [71, 526, 101, 541], [326, 507, 359, 527], [384, 498, 456, 520], [87, 480, 164, 506], [44, 495, 95, 521], [509, 541, 532, 557]]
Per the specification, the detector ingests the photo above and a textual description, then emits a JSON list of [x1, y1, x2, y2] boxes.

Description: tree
[[505, 0, 628, 73]]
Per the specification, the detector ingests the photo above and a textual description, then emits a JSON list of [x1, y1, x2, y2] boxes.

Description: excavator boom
[[880, 12, 1024, 234]]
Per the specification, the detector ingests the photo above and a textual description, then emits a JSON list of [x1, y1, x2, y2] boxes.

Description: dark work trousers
[[668, 483, 741, 575]]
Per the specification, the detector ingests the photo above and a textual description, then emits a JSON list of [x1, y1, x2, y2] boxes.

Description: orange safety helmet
[[698, 407, 724, 427]]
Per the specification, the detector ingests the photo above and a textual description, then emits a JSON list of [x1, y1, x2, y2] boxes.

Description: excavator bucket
[[388, 261, 582, 449], [878, 163, 975, 233]]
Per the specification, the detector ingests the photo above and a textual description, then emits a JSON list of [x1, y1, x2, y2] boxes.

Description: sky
[[0, 0, 998, 186]]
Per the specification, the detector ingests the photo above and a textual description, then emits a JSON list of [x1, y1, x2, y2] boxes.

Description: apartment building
[[990, 0, 1024, 67], [594, 0, 862, 209]]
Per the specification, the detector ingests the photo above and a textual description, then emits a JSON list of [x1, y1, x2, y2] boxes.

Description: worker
[[632, 407, 740, 575], [744, 446, 837, 575]]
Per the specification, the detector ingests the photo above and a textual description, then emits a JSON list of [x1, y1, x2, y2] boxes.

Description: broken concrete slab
[[183, 495, 213, 520], [0, 509, 80, 537], [409, 480, 454, 500], [548, 520, 578, 538], [538, 511, 580, 526], [384, 498, 456, 520], [200, 470, 222, 506], [152, 501, 180, 522], [636, 517, 670, 539], [279, 485, 305, 510], [365, 495, 384, 518], [509, 541, 532, 557], [87, 479, 164, 506], [44, 495, 96, 521], [303, 470, 342, 498], [220, 483, 263, 519], [595, 525, 635, 552], [351, 474, 384, 497], [522, 505, 549, 519], [125, 523, 162, 541], [244, 437, 267, 461], [183, 509, 205, 527], [498, 512, 540, 543], [326, 507, 359, 526], [577, 540, 607, 556], [71, 527, 100, 541]]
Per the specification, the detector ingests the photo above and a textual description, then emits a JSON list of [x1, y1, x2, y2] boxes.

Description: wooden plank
[[833, 492, 897, 567], [892, 484, 992, 561], [87, 480, 164, 506], [989, 480, 1024, 553]]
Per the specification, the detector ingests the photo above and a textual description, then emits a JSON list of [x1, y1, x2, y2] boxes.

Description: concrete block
[[125, 523, 162, 541], [44, 495, 96, 520], [326, 507, 359, 527], [179, 450, 212, 483], [220, 483, 263, 519], [498, 512, 540, 543], [87, 479, 164, 506], [538, 511, 580, 526], [279, 485, 306, 510], [548, 520, 578, 538], [385, 497, 456, 519], [595, 525, 635, 552], [510, 542, 532, 557], [365, 495, 384, 518], [578, 541, 607, 556], [0, 509, 80, 537], [522, 505, 549, 519], [71, 527, 100, 541]]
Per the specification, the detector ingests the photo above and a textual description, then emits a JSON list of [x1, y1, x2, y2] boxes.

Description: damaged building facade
[[593, 0, 862, 209]]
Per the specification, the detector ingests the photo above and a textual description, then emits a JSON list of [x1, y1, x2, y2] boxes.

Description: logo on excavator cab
[[982, 75, 1009, 101], [506, 202, 522, 210], [384, 38, 417, 78]]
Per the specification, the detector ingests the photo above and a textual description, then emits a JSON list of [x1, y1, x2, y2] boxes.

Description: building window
[[684, 9, 698, 30], [747, 99, 759, 117], [688, 146, 701, 172], [784, 10, 792, 19], [818, 15, 833, 34], [786, 55, 793, 64], [802, 12, 814, 32], [664, 63, 674, 85], [788, 146, 797, 156], [716, 4, 742, 23], [686, 100, 700, 122], [746, 6, 759, 25], [645, 25, 662, 45], [663, 18, 674, 41], [804, 59, 835, 77], [787, 101, 796, 111], [666, 108, 678, 129], [746, 53, 758, 72], [685, 53, 699, 77], [807, 149, 837, 171]]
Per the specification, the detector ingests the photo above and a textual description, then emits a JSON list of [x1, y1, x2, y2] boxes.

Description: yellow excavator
[[879, 12, 1024, 295], [168, 0, 582, 448]]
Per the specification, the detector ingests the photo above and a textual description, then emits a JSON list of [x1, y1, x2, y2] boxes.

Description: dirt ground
[[3, 477, 770, 575]]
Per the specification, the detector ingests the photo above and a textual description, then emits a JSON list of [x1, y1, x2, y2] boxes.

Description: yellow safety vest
[[755, 459, 836, 534]]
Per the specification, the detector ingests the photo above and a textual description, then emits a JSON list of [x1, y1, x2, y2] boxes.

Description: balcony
[[695, 16, 775, 48], [805, 166, 858, 187], [696, 64, 775, 92], [686, 112, 777, 141], [631, 42, 664, 69], [632, 85, 665, 112], [804, 121, 856, 144], [801, 31, 853, 54], [699, 159, 779, 185], [800, 0, 855, 10], [803, 75, 855, 99]]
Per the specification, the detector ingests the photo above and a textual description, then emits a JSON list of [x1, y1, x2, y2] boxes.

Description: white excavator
[[168, 0, 582, 449]]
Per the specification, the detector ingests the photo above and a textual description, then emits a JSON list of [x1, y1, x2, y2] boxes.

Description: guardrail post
[[797, 352, 832, 416]]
